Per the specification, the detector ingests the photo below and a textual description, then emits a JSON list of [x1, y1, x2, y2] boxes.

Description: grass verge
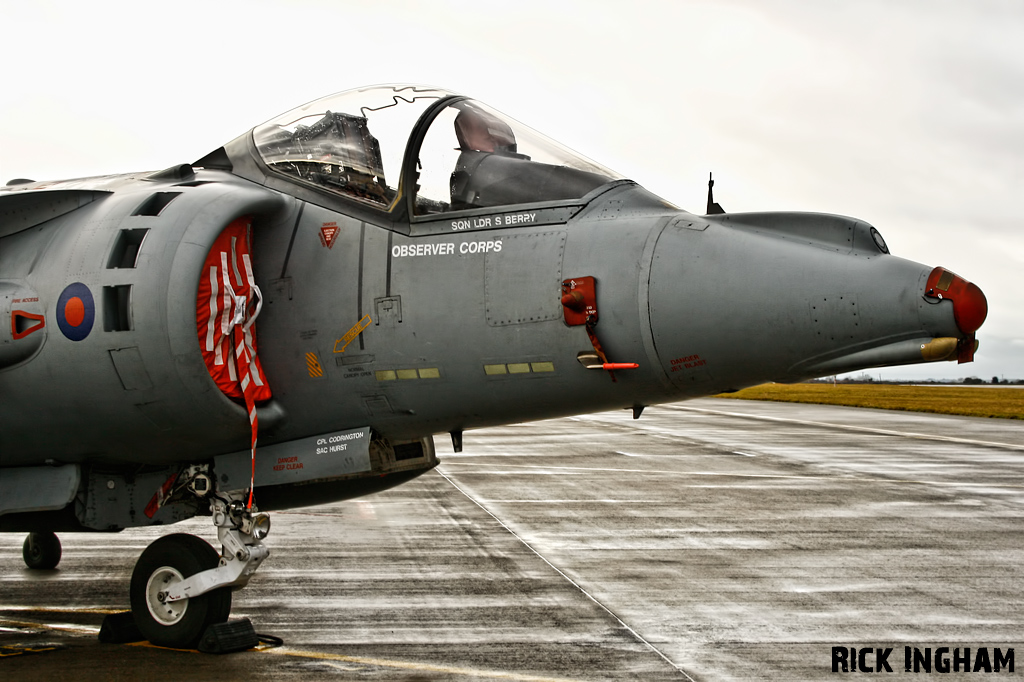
[[715, 383, 1024, 420]]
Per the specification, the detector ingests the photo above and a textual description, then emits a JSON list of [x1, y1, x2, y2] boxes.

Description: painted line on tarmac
[[0, 644, 64, 657], [127, 638, 289, 653], [436, 469, 697, 682], [0, 615, 581, 679], [124, 641, 200, 653], [614, 451, 712, 459], [260, 646, 590, 682], [439, 462, 1024, 489], [0, 617, 99, 636], [0, 606, 126, 615], [440, 461, 851, 480], [664, 404, 1024, 451], [273, 510, 347, 518]]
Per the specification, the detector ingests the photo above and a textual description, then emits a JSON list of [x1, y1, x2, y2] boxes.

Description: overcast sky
[[2, 0, 1020, 381]]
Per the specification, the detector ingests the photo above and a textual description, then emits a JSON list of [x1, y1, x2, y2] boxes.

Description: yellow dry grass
[[715, 383, 1024, 420]]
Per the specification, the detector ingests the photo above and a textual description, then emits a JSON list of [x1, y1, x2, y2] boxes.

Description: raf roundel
[[56, 282, 95, 342]]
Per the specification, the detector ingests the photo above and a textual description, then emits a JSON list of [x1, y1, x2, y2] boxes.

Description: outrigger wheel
[[129, 533, 232, 648], [22, 531, 61, 569]]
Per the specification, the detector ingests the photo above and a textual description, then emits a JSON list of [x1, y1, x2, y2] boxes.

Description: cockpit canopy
[[251, 85, 624, 217]]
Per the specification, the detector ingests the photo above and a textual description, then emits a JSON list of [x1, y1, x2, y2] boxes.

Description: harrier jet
[[0, 85, 987, 648]]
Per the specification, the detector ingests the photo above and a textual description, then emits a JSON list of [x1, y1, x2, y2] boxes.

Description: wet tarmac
[[3, 398, 1024, 680]]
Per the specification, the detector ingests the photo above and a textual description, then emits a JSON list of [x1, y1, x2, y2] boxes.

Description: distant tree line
[[808, 375, 1024, 385], [963, 376, 1021, 385]]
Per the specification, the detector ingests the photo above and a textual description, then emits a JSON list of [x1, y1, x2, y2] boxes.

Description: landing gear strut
[[22, 531, 61, 569], [129, 493, 270, 648]]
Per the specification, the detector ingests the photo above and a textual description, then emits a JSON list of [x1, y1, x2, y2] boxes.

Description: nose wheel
[[129, 533, 232, 648], [22, 531, 61, 570]]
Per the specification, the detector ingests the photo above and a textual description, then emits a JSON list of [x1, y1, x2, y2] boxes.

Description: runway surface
[[3, 398, 1024, 680]]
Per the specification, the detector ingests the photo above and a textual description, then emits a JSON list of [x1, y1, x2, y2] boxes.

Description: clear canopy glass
[[252, 85, 624, 215], [253, 85, 448, 209], [413, 99, 623, 215]]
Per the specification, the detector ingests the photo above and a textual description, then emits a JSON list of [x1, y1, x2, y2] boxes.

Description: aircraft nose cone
[[925, 267, 987, 335]]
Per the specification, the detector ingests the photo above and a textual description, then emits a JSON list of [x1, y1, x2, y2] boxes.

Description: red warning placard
[[319, 222, 339, 249]]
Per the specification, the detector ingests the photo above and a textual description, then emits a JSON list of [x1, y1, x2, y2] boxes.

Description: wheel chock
[[98, 611, 144, 644], [198, 618, 259, 654]]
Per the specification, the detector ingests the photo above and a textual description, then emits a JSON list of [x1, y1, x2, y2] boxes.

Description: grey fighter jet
[[0, 85, 987, 648]]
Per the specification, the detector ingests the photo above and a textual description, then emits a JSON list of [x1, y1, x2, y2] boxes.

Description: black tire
[[129, 533, 232, 649], [22, 532, 61, 569]]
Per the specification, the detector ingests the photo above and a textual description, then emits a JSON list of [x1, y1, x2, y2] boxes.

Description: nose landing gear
[[128, 492, 270, 649]]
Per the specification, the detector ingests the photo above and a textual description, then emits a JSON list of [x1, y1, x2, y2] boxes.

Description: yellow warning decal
[[484, 361, 555, 376], [306, 352, 324, 378], [374, 368, 441, 381], [334, 315, 372, 353]]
